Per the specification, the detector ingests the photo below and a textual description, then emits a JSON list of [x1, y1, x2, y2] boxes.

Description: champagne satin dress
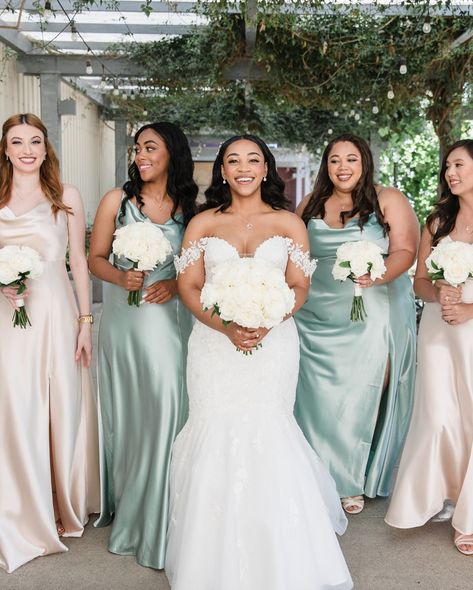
[[0, 202, 100, 573], [386, 239, 473, 535], [94, 198, 192, 569], [294, 214, 416, 498]]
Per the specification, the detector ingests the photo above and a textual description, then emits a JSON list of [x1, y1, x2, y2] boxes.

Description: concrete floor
[[2, 304, 472, 589], [1, 497, 472, 590]]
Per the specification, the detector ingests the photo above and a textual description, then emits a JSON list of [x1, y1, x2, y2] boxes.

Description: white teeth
[[236, 177, 253, 182]]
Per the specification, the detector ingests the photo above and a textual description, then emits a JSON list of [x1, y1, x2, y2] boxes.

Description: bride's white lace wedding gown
[[166, 236, 353, 590]]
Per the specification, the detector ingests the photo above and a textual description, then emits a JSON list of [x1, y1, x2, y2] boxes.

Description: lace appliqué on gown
[[175, 235, 316, 278], [174, 237, 208, 275], [284, 237, 317, 277]]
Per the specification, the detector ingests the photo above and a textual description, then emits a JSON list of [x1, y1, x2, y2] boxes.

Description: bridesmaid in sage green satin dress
[[294, 134, 419, 515], [89, 122, 198, 568]]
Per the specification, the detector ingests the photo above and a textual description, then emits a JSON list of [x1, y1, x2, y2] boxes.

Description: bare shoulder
[[184, 207, 220, 236], [276, 209, 307, 230], [61, 183, 82, 208], [378, 186, 410, 209]]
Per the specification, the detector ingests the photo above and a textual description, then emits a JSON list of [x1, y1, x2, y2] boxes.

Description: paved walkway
[[2, 304, 471, 589], [1, 498, 471, 590]]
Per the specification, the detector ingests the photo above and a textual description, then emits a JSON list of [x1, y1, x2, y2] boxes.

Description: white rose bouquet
[[0, 245, 43, 328], [112, 221, 173, 306], [426, 240, 473, 287], [200, 257, 296, 354], [332, 240, 386, 322]]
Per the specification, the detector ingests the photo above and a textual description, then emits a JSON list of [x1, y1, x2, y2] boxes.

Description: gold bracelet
[[78, 314, 94, 324]]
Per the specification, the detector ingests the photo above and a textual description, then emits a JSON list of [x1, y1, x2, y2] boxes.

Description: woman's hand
[[75, 324, 92, 367], [355, 273, 377, 289], [1, 286, 28, 310], [434, 281, 462, 305], [226, 324, 270, 352], [441, 302, 473, 326], [119, 269, 144, 292], [143, 279, 177, 304]]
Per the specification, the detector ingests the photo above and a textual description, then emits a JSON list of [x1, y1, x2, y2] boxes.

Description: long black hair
[[427, 139, 473, 246], [201, 134, 289, 212], [120, 121, 198, 226], [301, 133, 386, 232]]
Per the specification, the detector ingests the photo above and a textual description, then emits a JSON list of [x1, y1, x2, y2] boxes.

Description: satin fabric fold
[[386, 267, 473, 534], [294, 214, 416, 498], [0, 202, 100, 573], [94, 198, 192, 569]]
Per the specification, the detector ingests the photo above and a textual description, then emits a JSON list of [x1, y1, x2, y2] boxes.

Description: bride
[[165, 135, 353, 590]]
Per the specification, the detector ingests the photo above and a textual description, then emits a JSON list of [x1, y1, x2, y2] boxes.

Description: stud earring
[[263, 176, 267, 182], [223, 178, 227, 184]]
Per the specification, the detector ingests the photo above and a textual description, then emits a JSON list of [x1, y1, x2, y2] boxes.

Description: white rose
[[0, 261, 19, 285]]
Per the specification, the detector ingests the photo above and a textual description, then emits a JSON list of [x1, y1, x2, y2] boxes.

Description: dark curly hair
[[120, 121, 198, 226], [427, 139, 473, 246], [201, 134, 289, 212], [301, 133, 387, 232]]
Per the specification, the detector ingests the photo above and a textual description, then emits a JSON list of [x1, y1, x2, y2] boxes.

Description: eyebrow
[[225, 151, 262, 157], [10, 135, 42, 141], [329, 153, 359, 158], [136, 139, 158, 147]]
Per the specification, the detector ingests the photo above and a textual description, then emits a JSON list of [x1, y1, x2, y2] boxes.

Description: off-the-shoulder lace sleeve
[[174, 237, 208, 275], [285, 238, 317, 278]]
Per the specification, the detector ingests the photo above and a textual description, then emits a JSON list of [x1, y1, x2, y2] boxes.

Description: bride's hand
[[227, 324, 270, 352], [434, 281, 462, 305]]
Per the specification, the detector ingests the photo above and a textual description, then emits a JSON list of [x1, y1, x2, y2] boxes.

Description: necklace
[[141, 193, 168, 210], [12, 186, 42, 200], [235, 212, 255, 230]]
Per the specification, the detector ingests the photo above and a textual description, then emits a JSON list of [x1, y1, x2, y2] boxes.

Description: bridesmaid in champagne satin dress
[[294, 134, 419, 514], [0, 114, 99, 573], [386, 139, 473, 556], [89, 122, 198, 569]]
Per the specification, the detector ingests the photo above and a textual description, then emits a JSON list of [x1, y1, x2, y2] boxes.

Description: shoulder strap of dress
[[285, 237, 317, 278], [174, 237, 208, 274]]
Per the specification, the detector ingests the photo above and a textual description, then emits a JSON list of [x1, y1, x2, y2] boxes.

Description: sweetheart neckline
[[205, 235, 288, 258]]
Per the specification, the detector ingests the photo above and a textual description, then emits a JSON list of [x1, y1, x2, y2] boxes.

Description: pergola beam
[[17, 54, 145, 76], [16, 22, 195, 35], [21, 0, 203, 12], [18, 0, 473, 16]]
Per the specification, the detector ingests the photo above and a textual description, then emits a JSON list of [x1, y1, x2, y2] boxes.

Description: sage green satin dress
[[294, 213, 416, 498], [94, 199, 192, 568]]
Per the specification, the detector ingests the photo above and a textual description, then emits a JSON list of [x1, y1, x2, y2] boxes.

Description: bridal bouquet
[[0, 245, 43, 328], [201, 257, 296, 354], [332, 240, 386, 322], [112, 221, 173, 306], [426, 240, 473, 286]]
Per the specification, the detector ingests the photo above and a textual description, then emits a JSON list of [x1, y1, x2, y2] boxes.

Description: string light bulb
[[85, 60, 93, 75], [387, 85, 395, 100], [327, 128, 333, 135], [70, 20, 78, 42], [372, 105, 379, 114], [44, 0, 52, 18], [112, 84, 120, 96], [399, 60, 407, 75], [423, 17, 431, 34]]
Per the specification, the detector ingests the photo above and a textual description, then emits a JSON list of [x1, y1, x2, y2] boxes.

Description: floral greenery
[[68, 0, 472, 219], [104, 0, 472, 154]]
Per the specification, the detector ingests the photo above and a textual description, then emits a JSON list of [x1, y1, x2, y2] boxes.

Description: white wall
[[0, 42, 116, 223]]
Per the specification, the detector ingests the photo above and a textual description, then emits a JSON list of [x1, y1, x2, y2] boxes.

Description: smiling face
[[327, 141, 363, 194], [221, 139, 268, 199], [445, 146, 473, 198], [5, 123, 47, 174], [134, 128, 170, 182]]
